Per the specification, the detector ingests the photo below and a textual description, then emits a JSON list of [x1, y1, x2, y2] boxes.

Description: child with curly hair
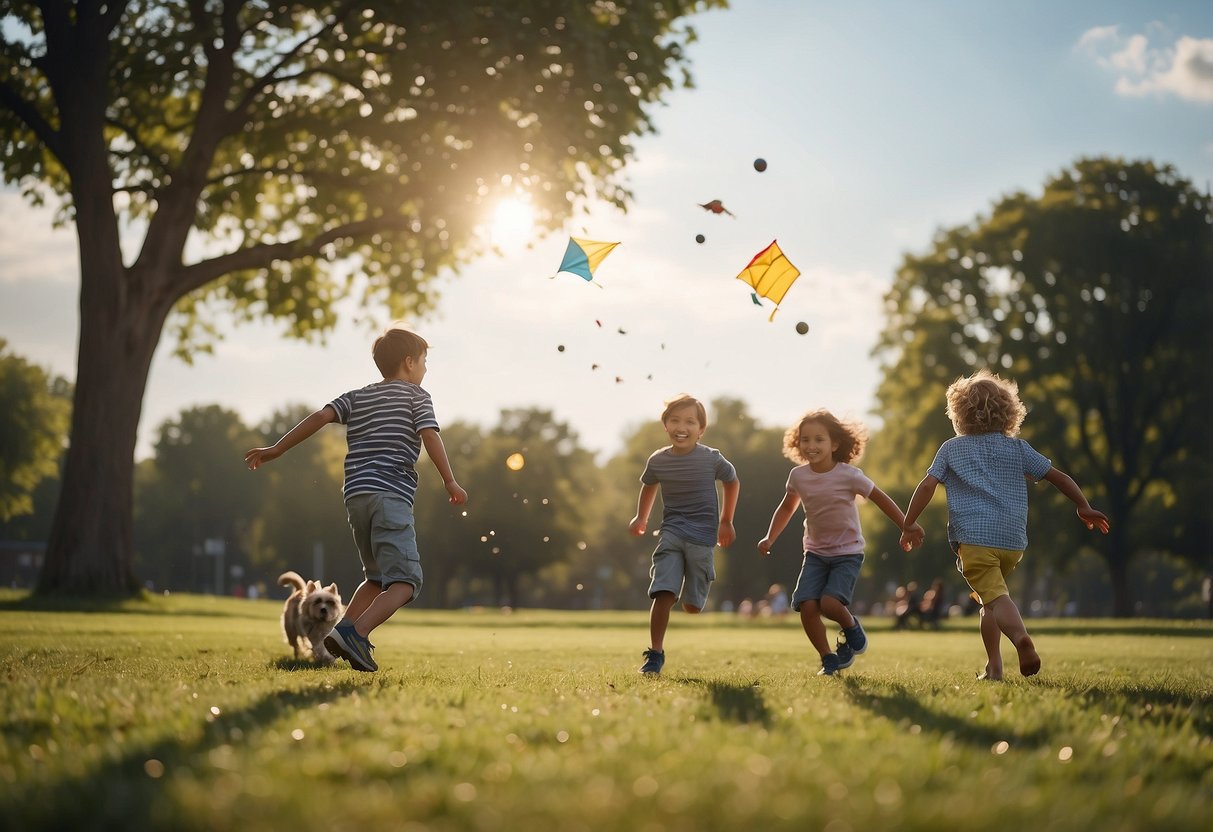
[[758, 410, 910, 676], [899, 369, 1109, 680]]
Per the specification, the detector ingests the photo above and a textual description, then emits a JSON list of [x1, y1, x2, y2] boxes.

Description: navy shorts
[[791, 552, 863, 610]]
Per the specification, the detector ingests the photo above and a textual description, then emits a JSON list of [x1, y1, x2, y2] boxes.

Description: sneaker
[[324, 623, 378, 672], [840, 616, 868, 655], [817, 652, 841, 676], [836, 640, 855, 669], [639, 648, 665, 675]]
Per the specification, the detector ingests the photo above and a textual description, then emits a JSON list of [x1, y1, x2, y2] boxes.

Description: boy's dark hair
[[373, 327, 429, 377], [782, 409, 868, 464], [661, 394, 708, 429]]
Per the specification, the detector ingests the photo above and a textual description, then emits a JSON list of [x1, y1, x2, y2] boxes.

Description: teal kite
[[554, 237, 620, 284]]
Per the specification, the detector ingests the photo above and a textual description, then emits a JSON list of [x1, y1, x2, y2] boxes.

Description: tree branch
[[0, 78, 65, 162], [178, 216, 406, 295]]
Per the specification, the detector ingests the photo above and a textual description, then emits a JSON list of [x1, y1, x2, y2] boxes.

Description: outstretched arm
[[758, 490, 800, 556], [629, 483, 659, 536], [717, 477, 741, 547], [421, 428, 467, 505], [244, 405, 337, 470], [1042, 467, 1109, 533], [899, 474, 939, 550]]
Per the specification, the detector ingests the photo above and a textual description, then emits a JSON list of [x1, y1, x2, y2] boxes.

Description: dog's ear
[[325, 583, 339, 595], [305, 580, 319, 593]]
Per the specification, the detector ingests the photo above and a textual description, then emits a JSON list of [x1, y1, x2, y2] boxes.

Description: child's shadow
[[8, 682, 363, 829], [679, 677, 771, 726]]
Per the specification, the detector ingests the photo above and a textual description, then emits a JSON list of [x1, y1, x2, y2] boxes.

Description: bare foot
[[1015, 636, 1041, 676], [976, 668, 1003, 681]]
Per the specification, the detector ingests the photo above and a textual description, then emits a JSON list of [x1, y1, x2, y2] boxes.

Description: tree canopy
[[0, 0, 726, 594], [872, 157, 1213, 616], [0, 340, 71, 522]]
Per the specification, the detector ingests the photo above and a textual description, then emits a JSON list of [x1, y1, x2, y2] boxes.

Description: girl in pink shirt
[[758, 410, 910, 675]]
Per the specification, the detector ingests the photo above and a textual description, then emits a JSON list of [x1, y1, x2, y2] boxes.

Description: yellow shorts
[[956, 544, 1023, 605]]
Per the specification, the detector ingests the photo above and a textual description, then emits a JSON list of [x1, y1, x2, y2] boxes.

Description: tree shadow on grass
[[840, 677, 1052, 751], [4, 680, 364, 831], [678, 677, 771, 726]]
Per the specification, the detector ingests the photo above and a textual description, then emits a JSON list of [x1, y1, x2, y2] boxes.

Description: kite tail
[[768, 306, 779, 322]]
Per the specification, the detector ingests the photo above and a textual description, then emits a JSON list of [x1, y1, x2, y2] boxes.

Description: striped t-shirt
[[328, 380, 440, 505], [640, 443, 737, 547]]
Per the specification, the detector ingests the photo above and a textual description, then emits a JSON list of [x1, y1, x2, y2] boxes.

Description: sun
[[489, 197, 535, 250]]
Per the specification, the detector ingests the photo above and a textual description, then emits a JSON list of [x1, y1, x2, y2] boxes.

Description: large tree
[[873, 158, 1213, 616], [0, 0, 725, 594]]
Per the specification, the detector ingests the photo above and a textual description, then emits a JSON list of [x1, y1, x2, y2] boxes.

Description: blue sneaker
[[840, 616, 868, 655], [639, 648, 665, 675], [817, 652, 841, 676], [836, 640, 856, 669], [324, 623, 378, 672]]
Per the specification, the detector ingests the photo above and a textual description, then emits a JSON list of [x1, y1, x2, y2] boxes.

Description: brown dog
[[278, 571, 343, 665]]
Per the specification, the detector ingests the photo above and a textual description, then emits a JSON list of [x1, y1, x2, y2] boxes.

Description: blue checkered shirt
[[926, 433, 1052, 550]]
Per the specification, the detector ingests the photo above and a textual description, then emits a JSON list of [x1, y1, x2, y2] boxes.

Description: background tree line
[[3, 346, 1208, 617]]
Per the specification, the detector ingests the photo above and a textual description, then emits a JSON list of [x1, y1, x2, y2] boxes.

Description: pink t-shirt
[[786, 462, 875, 557]]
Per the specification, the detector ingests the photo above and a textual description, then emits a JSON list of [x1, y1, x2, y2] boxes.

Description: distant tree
[[134, 405, 261, 593], [873, 158, 1213, 616], [0, 0, 727, 594], [455, 408, 597, 608], [0, 340, 71, 522]]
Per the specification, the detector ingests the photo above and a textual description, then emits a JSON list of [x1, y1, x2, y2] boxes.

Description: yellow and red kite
[[554, 237, 620, 285], [736, 239, 801, 321]]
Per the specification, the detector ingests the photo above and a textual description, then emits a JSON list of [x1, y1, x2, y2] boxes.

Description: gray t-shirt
[[640, 443, 737, 546]]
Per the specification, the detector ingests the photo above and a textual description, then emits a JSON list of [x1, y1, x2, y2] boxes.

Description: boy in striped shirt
[[245, 327, 467, 671]]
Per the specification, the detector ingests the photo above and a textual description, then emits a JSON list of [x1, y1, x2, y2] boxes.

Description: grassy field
[[1, 591, 1210, 832]]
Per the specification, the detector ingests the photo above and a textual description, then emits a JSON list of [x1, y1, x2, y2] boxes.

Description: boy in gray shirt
[[629, 395, 740, 674]]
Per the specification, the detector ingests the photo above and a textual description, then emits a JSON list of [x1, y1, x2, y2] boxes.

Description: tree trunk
[[38, 255, 168, 595]]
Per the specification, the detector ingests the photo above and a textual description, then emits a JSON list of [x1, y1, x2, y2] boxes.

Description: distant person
[[766, 583, 790, 617], [919, 579, 947, 628], [900, 369, 1108, 680], [629, 394, 740, 675], [758, 410, 911, 676], [244, 326, 467, 672], [892, 583, 918, 630]]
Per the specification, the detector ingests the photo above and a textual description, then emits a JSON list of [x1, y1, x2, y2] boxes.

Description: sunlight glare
[[490, 198, 535, 250]]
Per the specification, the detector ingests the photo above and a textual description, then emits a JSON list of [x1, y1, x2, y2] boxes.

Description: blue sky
[[2, 0, 1211, 461]]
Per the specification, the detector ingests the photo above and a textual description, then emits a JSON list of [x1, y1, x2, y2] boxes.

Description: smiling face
[[663, 404, 705, 454], [797, 420, 839, 471]]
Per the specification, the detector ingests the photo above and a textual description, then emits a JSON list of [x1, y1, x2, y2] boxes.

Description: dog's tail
[[278, 571, 306, 592]]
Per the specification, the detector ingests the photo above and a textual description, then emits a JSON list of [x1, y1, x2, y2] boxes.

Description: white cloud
[[1078, 25, 1213, 104]]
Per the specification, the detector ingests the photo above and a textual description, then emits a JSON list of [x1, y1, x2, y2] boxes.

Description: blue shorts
[[648, 531, 715, 610], [345, 492, 423, 598], [791, 552, 863, 611]]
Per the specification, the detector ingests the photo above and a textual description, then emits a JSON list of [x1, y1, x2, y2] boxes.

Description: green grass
[[2, 590, 1210, 831]]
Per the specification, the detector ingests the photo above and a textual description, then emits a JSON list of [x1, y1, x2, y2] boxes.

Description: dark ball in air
[[754, 158, 768, 172], [557, 344, 565, 352], [695, 234, 705, 244], [795, 321, 809, 335]]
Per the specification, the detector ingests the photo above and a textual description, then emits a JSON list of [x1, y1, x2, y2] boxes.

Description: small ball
[[795, 321, 809, 335], [754, 158, 767, 172], [557, 344, 565, 352], [695, 234, 705, 244]]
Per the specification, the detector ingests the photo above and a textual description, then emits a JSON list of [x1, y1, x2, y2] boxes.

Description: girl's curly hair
[[945, 369, 1027, 436], [782, 410, 868, 465]]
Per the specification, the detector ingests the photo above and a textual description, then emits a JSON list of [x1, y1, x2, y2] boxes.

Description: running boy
[[244, 327, 467, 672], [758, 410, 909, 676], [899, 369, 1108, 680], [629, 395, 740, 675]]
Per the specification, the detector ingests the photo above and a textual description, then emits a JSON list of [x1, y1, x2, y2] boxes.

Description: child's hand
[[717, 521, 736, 548], [445, 481, 468, 505], [1077, 506, 1109, 534], [243, 446, 279, 471], [900, 523, 924, 551], [757, 537, 774, 556], [628, 516, 647, 536]]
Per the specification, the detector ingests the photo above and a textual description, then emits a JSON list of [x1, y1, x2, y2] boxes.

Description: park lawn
[[0, 591, 1210, 831]]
